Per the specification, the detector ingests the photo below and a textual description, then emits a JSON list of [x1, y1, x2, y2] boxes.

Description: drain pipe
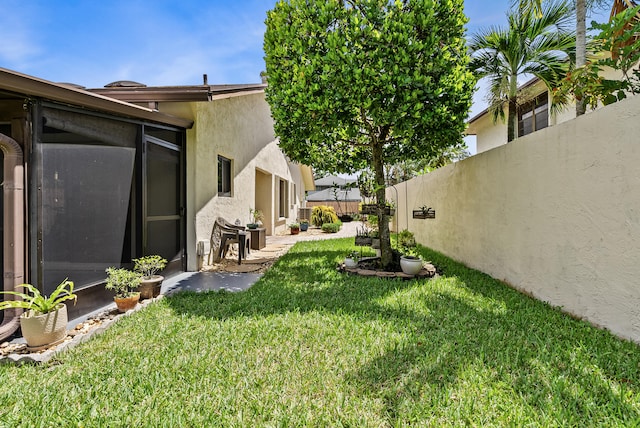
[[0, 133, 25, 341]]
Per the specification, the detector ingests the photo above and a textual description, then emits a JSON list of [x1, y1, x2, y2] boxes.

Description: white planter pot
[[400, 256, 423, 276], [19, 303, 68, 348], [344, 257, 358, 268]]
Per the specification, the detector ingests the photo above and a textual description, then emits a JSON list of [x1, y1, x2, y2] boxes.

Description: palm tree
[[514, 0, 609, 116], [469, 1, 575, 142]]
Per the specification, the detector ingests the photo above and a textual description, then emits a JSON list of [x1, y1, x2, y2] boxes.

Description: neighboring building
[[91, 79, 314, 271], [466, 78, 555, 153], [468, 1, 639, 154], [0, 68, 313, 341], [306, 175, 361, 216], [312, 175, 356, 192]]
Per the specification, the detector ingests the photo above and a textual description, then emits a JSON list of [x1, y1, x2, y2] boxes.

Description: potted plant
[[359, 201, 396, 216], [0, 279, 77, 348], [344, 251, 359, 268], [105, 267, 142, 312], [247, 208, 264, 229], [133, 255, 167, 299], [300, 219, 309, 232], [412, 205, 435, 219], [289, 223, 300, 235], [355, 225, 373, 246], [400, 251, 423, 276], [398, 231, 422, 275]]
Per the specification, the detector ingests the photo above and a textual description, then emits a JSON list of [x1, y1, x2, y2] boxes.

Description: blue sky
[[0, 0, 610, 135]]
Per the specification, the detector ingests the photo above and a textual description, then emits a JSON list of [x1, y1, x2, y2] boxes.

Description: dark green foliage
[[553, 5, 640, 108], [397, 229, 416, 249], [321, 222, 342, 233], [264, 0, 475, 267]]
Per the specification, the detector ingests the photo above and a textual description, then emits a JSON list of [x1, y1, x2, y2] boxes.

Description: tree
[[264, 0, 475, 268], [469, 1, 575, 142], [553, 4, 640, 108], [513, 0, 609, 116]]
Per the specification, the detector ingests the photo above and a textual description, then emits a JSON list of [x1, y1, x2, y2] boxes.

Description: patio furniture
[[209, 217, 250, 265], [249, 227, 266, 250]]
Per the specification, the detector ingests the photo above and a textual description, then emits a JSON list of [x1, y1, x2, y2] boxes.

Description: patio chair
[[208, 217, 250, 265]]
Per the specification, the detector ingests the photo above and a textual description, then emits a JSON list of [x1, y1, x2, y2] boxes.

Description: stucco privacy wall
[[393, 94, 640, 343], [166, 93, 305, 271]]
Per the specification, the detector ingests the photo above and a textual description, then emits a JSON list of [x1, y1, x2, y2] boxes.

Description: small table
[[249, 228, 266, 250]]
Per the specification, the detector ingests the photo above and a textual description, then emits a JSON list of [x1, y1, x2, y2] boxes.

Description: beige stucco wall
[[393, 94, 640, 343], [163, 93, 306, 270]]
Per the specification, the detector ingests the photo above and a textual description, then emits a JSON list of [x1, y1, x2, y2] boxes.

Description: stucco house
[[0, 68, 312, 342], [92, 78, 315, 271]]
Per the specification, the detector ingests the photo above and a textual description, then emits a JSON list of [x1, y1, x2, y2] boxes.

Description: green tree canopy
[[264, 0, 475, 267]]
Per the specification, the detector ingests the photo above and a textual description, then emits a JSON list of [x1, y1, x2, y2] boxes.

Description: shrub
[[105, 267, 142, 298], [133, 255, 167, 279], [321, 222, 342, 233], [397, 229, 416, 249], [311, 205, 339, 227]]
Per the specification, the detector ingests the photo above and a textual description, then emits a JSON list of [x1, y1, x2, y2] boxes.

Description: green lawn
[[2, 238, 639, 427]]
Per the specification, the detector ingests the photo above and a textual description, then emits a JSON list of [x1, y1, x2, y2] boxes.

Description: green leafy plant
[[300, 219, 309, 225], [105, 267, 142, 298], [346, 251, 360, 261], [0, 279, 76, 315], [397, 229, 417, 249], [321, 222, 341, 233], [553, 5, 640, 108], [289, 223, 300, 230], [133, 255, 167, 279], [401, 246, 422, 260], [249, 208, 264, 224]]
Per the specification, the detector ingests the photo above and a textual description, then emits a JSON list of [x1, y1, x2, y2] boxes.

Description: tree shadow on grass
[[164, 239, 640, 425]]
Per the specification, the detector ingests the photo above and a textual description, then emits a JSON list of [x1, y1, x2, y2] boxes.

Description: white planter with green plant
[[344, 251, 359, 268], [133, 255, 167, 299], [398, 230, 423, 276], [0, 279, 76, 348], [105, 267, 142, 312]]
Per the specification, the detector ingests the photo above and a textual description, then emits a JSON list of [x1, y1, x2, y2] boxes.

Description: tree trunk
[[507, 74, 518, 142], [371, 131, 392, 268], [507, 98, 517, 142], [575, 0, 587, 116]]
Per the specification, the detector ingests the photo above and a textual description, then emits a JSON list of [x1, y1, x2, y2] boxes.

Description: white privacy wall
[[393, 94, 640, 343]]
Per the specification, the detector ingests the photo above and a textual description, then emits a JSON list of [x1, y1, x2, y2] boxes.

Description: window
[[279, 178, 289, 218], [518, 93, 549, 138], [291, 183, 297, 208], [218, 155, 232, 197]]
